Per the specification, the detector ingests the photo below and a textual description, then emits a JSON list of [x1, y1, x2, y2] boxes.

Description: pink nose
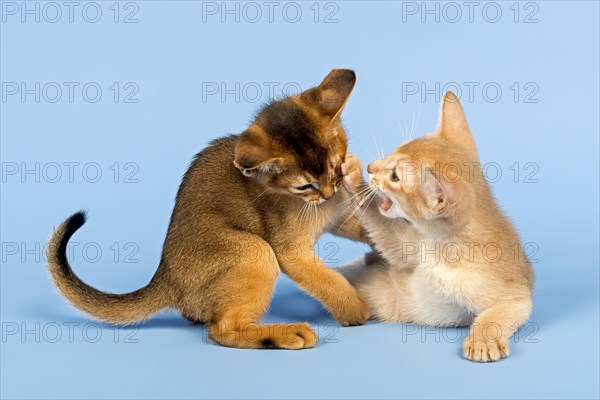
[[367, 163, 374, 174]]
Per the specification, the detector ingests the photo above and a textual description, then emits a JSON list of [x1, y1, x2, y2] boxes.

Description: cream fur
[[340, 92, 534, 362]]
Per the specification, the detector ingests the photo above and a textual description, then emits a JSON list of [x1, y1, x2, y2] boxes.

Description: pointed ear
[[302, 68, 356, 121], [437, 91, 478, 156], [420, 170, 452, 215], [234, 128, 282, 178]]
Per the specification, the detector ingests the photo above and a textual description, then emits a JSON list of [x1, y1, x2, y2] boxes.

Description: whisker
[[355, 188, 377, 209], [398, 121, 407, 144], [303, 203, 311, 222], [269, 193, 281, 210], [366, 148, 378, 162], [297, 202, 308, 222], [371, 135, 382, 161], [250, 189, 269, 205], [410, 109, 416, 141], [358, 189, 379, 222], [338, 187, 376, 229], [410, 108, 421, 141], [343, 189, 373, 204], [339, 186, 374, 205]]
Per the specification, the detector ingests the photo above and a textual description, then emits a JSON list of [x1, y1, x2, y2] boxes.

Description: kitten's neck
[[415, 197, 510, 246], [412, 218, 466, 243]]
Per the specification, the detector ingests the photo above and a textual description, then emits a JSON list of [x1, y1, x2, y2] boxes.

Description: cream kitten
[[340, 92, 534, 362]]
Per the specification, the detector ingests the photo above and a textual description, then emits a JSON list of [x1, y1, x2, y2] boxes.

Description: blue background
[[1, 1, 599, 399]]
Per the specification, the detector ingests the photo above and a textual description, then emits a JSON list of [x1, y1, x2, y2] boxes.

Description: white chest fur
[[406, 262, 475, 327]]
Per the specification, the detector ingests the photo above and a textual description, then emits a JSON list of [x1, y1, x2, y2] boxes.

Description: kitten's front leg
[[328, 204, 373, 245], [341, 154, 370, 202], [463, 298, 532, 362], [275, 244, 369, 326]]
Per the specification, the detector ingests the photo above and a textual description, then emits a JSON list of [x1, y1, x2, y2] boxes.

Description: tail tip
[[59, 210, 87, 242], [66, 210, 87, 232]]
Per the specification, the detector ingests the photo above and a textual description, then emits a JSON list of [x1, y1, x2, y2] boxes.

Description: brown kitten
[[46, 69, 370, 350], [341, 92, 533, 362]]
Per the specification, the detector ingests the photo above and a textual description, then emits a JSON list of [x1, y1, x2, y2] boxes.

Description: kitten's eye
[[390, 170, 400, 182], [296, 183, 315, 191]]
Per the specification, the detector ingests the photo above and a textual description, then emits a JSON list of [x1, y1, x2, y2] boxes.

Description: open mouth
[[378, 194, 393, 211]]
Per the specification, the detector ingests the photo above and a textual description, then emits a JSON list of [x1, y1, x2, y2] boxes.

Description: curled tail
[[46, 211, 170, 325]]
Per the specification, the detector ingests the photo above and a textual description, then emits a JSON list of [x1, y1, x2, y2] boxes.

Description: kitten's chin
[[304, 197, 326, 205]]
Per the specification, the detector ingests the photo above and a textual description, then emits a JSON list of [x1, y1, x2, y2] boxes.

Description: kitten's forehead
[[390, 139, 432, 166], [388, 151, 411, 167], [254, 95, 348, 182], [256, 100, 329, 176]]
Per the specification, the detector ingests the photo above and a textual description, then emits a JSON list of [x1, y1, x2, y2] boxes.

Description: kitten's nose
[[368, 160, 385, 174], [320, 185, 335, 200]]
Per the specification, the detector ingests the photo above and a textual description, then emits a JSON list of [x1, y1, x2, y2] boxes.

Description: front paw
[[341, 153, 367, 195], [330, 287, 370, 326], [463, 328, 510, 362]]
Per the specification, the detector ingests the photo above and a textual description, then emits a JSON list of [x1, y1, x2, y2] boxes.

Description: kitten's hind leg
[[181, 312, 204, 324], [337, 254, 415, 323], [207, 235, 317, 350]]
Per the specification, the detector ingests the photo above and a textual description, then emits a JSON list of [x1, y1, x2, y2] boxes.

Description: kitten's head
[[234, 69, 355, 204], [367, 92, 480, 227]]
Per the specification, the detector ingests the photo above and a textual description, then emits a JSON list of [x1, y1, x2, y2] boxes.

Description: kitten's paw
[[270, 322, 318, 350], [331, 289, 370, 326], [341, 153, 366, 194], [462, 335, 510, 362]]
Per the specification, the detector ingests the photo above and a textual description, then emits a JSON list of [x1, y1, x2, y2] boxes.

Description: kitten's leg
[[463, 298, 532, 362], [336, 188, 410, 266], [328, 206, 373, 244], [336, 251, 386, 285], [276, 246, 370, 326], [341, 153, 412, 263], [208, 235, 317, 350], [338, 254, 420, 323]]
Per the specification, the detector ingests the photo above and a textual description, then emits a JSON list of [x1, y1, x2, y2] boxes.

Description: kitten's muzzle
[[369, 174, 380, 188], [320, 185, 336, 200], [367, 160, 385, 174]]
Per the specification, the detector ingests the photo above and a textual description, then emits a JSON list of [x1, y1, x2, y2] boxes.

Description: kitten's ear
[[437, 91, 478, 156], [420, 170, 452, 215], [303, 68, 356, 121], [234, 129, 282, 178]]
